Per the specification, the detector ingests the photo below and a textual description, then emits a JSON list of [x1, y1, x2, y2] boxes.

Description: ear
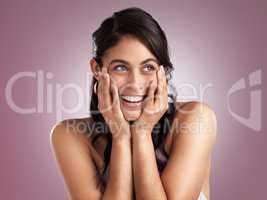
[[89, 58, 101, 80]]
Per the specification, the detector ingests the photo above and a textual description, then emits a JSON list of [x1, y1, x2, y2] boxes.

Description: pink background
[[0, 0, 266, 199]]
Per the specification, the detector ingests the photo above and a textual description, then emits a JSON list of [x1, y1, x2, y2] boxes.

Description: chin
[[122, 109, 141, 122]]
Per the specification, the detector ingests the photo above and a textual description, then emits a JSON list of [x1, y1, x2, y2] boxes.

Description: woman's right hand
[[96, 67, 131, 140]]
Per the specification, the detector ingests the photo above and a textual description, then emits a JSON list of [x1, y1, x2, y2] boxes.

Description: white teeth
[[121, 96, 144, 102]]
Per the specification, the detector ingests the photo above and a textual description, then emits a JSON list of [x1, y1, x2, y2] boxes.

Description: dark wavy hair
[[89, 7, 178, 183]]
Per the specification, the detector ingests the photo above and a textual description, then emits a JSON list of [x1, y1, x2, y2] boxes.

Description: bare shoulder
[[50, 117, 103, 199], [166, 101, 217, 153], [50, 117, 93, 138], [50, 117, 94, 154], [174, 101, 217, 133], [175, 101, 216, 117]]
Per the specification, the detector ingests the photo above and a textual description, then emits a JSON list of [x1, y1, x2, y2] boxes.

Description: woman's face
[[93, 35, 160, 121]]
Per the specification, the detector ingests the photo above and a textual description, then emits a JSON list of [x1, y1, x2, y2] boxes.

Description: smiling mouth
[[120, 95, 147, 103]]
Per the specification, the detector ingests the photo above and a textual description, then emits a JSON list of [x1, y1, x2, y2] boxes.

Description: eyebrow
[[109, 58, 159, 65]]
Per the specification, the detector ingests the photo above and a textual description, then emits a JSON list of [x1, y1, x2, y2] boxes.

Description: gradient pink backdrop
[[0, 0, 266, 199]]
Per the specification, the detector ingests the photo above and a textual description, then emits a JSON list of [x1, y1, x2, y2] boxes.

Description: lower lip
[[120, 98, 144, 109]]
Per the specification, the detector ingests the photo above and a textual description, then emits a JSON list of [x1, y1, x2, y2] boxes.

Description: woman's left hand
[[131, 65, 169, 134]]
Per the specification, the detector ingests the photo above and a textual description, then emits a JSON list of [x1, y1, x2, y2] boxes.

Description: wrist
[[112, 137, 131, 149], [131, 127, 152, 140], [112, 130, 131, 143], [130, 121, 154, 133]]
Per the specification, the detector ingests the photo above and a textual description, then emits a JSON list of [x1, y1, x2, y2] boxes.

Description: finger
[[155, 65, 168, 111], [110, 77, 120, 109], [144, 80, 157, 110], [162, 66, 169, 111], [97, 72, 104, 111], [97, 69, 111, 113], [161, 66, 168, 98], [162, 66, 168, 93], [155, 65, 163, 105], [101, 68, 112, 112]]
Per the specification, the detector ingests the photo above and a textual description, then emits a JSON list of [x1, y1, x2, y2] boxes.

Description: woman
[[50, 7, 217, 200]]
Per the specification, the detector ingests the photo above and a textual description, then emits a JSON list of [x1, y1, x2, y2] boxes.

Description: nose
[[121, 70, 146, 94], [129, 70, 140, 84], [129, 70, 144, 88]]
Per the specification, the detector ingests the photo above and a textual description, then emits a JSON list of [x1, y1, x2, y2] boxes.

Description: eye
[[143, 64, 156, 72], [113, 65, 128, 71]]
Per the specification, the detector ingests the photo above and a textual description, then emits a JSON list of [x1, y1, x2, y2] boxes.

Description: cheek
[[147, 76, 157, 86], [109, 75, 126, 92]]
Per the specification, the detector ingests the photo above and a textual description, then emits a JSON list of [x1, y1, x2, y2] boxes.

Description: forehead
[[102, 35, 158, 65]]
